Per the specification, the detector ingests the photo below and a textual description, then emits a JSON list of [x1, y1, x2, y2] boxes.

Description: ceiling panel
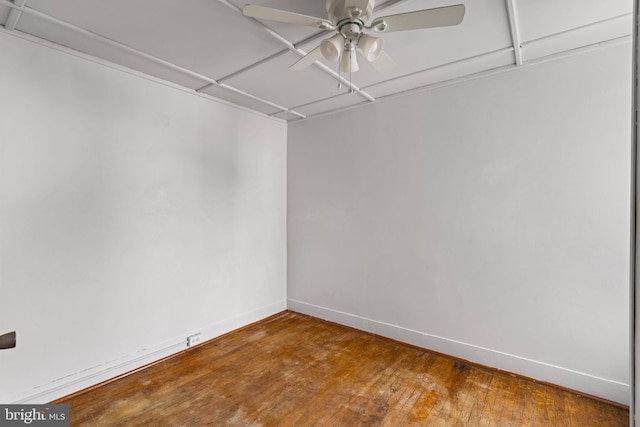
[[224, 51, 345, 108], [0, 5, 10, 26], [365, 47, 514, 98], [516, 0, 632, 43], [522, 14, 632, 63], [24, 0, 287, 79], [199, 84, 284, 115], [15, 13, 212, 90]]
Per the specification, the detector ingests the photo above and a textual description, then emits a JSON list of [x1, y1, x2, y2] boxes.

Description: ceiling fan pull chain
[[349, 48, 354, 94], [337, 53, 342, 88]]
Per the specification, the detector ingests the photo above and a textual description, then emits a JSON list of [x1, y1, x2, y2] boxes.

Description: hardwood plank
[[56, 311, 629, 426]]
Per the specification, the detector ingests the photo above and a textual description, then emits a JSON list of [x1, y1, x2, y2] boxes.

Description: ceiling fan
[[243, 0, 465, 77]]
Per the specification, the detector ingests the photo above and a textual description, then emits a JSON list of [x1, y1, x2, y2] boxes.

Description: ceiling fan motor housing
[[340, 22, 363, 41]]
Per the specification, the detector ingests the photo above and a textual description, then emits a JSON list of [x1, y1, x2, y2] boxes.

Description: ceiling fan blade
[[290, 46, 324, 71], [243, 5, 334, 29], [345, 0, 371, 9], [372, 4, 465, 33], [370, 50, 395, 73]]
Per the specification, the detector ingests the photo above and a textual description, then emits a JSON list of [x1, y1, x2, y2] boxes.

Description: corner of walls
[[286, 42, 632, 406], [0, 30, 288, 404]]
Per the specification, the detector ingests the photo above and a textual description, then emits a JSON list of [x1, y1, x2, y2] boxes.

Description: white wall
[[288, 42, 632, 404], [0, 32, 287, 403]]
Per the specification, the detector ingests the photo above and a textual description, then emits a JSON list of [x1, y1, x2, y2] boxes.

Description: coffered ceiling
[[0, 0, 632, 121]]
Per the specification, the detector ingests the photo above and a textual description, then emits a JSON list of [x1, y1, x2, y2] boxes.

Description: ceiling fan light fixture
[[340, 47, 359, 73], [357, 34, 384, 62], [320, 34, 344, 62]]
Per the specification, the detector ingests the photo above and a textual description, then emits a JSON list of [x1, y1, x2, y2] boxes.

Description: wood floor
[[56, 311, 628, 426]]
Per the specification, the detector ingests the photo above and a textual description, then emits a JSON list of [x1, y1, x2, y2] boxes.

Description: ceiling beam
[[219, 84, 306, 118], [505, 0, 523, 65], [4, 0, 26, 31]]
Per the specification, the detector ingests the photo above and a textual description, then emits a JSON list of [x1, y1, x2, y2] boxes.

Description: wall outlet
[[187, 333, 202, 348]]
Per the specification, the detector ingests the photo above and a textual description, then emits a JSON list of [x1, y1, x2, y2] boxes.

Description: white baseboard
[[287, 299, 630, 406], [12, 299, 287, 404]]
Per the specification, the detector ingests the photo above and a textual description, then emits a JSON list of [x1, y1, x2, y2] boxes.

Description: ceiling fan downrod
[[332, 21, 360, 93]]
